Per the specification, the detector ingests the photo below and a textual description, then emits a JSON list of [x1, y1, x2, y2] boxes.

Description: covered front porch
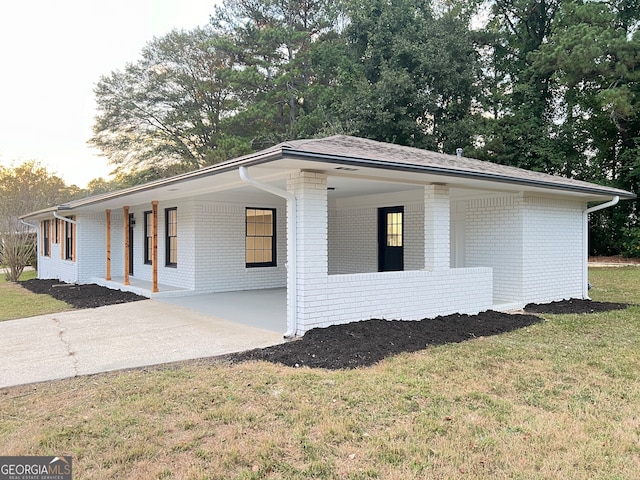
[[93, 275, 287, 333], [281, 170, 496, 334]]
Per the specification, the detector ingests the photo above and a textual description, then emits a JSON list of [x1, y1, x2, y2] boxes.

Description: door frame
[[378, 206, 404, 272]]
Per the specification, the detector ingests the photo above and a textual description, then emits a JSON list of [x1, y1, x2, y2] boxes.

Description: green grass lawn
[[0, 270, 72, 321], [0, 268, 639, 479], [588, 266, 640, 304]]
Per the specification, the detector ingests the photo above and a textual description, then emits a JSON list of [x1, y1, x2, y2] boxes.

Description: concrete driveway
[[0, 300, 285, 389]]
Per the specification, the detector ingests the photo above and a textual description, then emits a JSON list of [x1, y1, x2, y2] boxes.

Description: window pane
[[246, 208, 276, 266], [386, 212, 403, 247], [166, 208, 177, 266]]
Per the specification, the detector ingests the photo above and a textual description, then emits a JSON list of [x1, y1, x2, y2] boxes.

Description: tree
[[324, 0, 480, 152], [470, 0, 565, 172], [0, 162, 75, 281], [83, 164, 197, 196], [470, 0, 639, 255], [91, 27, 247, 174], [529, 0, 640, 255], [210, 0, 342, 146]]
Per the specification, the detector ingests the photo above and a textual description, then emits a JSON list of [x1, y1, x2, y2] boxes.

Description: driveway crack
[[52, 318, 78, 377]]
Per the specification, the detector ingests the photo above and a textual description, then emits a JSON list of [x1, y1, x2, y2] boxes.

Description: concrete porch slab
[[92, 276, 191, 298], [156, 288, 287, 334]]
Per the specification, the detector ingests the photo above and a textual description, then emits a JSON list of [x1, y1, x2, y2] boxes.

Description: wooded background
[[4, 0, 639, 258]]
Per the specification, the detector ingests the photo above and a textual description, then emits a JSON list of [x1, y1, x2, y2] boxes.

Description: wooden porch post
[[151, 201, 159, 293], [71, 216, 76, 262], [123, 206, 130, 285], [105, 209, 112, 280], [59, 219, 64, 259]]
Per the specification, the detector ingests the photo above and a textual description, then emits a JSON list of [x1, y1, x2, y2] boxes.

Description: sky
[[0, 0, 220, 188]]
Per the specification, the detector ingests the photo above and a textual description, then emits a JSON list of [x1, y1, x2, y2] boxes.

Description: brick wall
[[297, 268, 493, 333], [192, 200, 287, 292], [460, 193, 585, 305], [289, 171, 329, 327], [463, 194, 524, 304], [38, 242, 77, 283], [522, 196, 585, 302], [37, 219, 78, 283], [424, 185, 450, 270], [290, 172, 493, 334], [126, 200, 197, 291]]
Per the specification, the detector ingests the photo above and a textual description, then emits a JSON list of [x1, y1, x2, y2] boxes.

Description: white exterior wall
[[37, 219, 78, 283], [424, 185, 450, 271], [464, 194, 524, 304], [37, 241, 77, 283], [43, 197, 286, 295], [305, 268, 493, 331], [77, 212, 108, 283], [192, 201, 287, 293], [460, 193, 585, 306], [109, 212, 125, 281], [522, 196, 585, 302], [291, 172, 493, 335], [108, 198, 287, 294], [117, 199, 196, 291], [328, 189, 425, 274]]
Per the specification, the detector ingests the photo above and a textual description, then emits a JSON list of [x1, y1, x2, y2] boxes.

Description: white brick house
[[22, 136, 635, 336]]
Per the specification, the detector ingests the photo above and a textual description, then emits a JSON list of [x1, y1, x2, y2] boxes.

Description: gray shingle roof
[[278, 135, 635, 198], [21, 135, 636, 218]]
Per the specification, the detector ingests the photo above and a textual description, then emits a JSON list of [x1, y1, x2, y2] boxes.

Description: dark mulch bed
[[18, 279, 630, 369], [524, 299, 628, 314], [228, 312, 544, 370], [19, 278, 146, 308]]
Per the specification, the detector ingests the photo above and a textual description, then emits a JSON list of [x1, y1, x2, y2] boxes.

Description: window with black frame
[[245, 208, 276, 267], [64, 217, 75, 261], [42, 220, 50, 257], [165, 208, 177, 267], [144, 211, 152, 264]]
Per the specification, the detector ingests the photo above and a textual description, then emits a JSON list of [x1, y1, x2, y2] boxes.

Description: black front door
[[378, 206, 404, 272], [129, 213, 135, 275]]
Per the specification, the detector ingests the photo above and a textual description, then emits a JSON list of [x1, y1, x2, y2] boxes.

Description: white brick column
[[287, 170, 328, 333], [424, 184, 450, 271]]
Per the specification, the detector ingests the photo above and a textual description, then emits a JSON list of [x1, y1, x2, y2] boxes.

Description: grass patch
[[588, 266, 640, 304], [0, 268, 639, 479], [0, 271, 71, 321]]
